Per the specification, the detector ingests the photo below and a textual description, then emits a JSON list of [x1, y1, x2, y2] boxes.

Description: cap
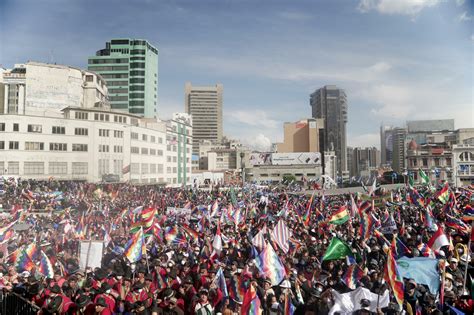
[[95, 297, 107, 307], [76, 295, 91, 308], [50, 284, 61, 294], [449, 257, 458, 263]]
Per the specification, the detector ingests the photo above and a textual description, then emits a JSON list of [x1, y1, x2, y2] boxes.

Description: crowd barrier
[[0, 290, 40, 315]]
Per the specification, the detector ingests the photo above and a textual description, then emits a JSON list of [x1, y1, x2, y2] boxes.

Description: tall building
[[184, 82, 223, 156], [392, 127, 407, 173], [276, 118, 324, 153], [88, 39, 158, 118], [380, 125, 394, 167], [310, 85, 348, 178], [349, 147, 380, 177]]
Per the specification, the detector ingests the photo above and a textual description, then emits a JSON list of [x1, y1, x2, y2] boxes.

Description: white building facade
[[0, 62, 192, 186]]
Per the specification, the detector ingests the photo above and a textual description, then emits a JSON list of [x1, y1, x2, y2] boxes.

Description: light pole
[[240, 152, 245, 186]]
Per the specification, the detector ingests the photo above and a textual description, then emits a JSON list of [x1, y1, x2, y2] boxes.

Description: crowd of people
[[0, 177, 472, 315]]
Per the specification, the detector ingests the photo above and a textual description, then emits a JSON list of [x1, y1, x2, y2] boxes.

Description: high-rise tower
[[88, 39, 158, 118]]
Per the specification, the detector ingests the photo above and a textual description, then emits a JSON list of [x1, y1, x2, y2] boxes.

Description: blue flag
[[215, 267, 228, 297], [396, 257, 440, 294]]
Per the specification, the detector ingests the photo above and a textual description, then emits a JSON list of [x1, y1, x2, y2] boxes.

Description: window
[[49, 162, 67, 175], [167, 156, 171, 162], [72, 162, 88, 174], [98, 145, 109, 152], [27, 124, 42, 133], [158, 164, 164, 173], [13, 123, 19, 132], [173, 156, 177, 162], [113, 160, 123, 175], [7, 162, 19, 174], [130, 93, 144, 99], [50, 143, 67, 151], [142, 134, 147, 141], [141, 163, 148, 174], [446, 158, 451, 166], [114, 145, 123, 153], [109, 96, 129, 102], [130, 85, 145, 91], [167, 167, 171, 174], [98, 159, 110, 176], [422, 158, 428, 167], [434, 158, 440, 167], [141, 148, 148, 155], [52, 126, 65, 134], [25, 142, 44, 150], [75, 112, 88, 120], [75, 128, 88, 136], [131, 163, 140, 174], [107, 80, 128, 86], [0, 123, 5, 131], [85, 75, 94, 82], [150, 164, 157, 174], [131, 132, 139, 140], [131, 147, 139, 154], [158, 137, 163, 144], [99, 129, 110, 137], [150, 136, 155, 142], [72, 144, 88, 152], [130, 71, 145, 76], [9, 141, 19, 150], [0, 141, 4, 149], [157, 150, 163, 156], [24, 162, 44, 175], [150, 149, 156, 155], [114, 130, 124, 138], [130, 78, 145, 84]]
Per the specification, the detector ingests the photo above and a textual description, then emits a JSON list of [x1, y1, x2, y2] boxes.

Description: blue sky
[[1, 0, 472, 150]]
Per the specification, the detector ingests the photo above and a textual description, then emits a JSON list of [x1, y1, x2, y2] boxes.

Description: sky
[[1, 0, 472, 151]]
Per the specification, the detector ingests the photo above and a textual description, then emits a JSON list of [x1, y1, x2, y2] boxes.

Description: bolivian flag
[[328, 206, 350, 225], [437, 182, 449, 204]]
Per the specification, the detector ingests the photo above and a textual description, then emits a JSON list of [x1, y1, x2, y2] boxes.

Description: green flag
[[418, 168, 430, 185], [322, 237, 354, 261], [408, 174, 415, 187], [230, 186, 238, 206]]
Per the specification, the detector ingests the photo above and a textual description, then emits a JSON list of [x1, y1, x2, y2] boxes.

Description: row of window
[[130, 132, 163, 144], [1, 141, 88, 152], [0, 161, 88, 175], [130, 146, 164, 156], [130, 163, 165, 175]]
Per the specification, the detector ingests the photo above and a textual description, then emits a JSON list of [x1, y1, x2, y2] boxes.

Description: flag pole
[[462, 221, 473, 291]]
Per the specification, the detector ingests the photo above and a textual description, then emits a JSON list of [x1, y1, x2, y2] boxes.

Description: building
[[349, 147, 380, 178], [245, 152, 323, 183], [310, 85, 348, 178], [392, 127, 407, 173], [0, 62, 191, 186], [88, 39, 158, 118], [2, 62, 108, 116], [452, 144, 474, 187], [276, 118, 324, 153], [380, 125, 394, 167], [197, 137, 243, 171], [184, 82, 223, 157]]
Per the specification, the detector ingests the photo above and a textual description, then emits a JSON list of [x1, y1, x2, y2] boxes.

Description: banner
[[329, 287, 390, 315], [79, 241, 104, 270]]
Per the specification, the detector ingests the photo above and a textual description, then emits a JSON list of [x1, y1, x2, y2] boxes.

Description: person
[[94, 297, 112, 315], [353, 299, 374, 315], [195, 288, 214, 315]]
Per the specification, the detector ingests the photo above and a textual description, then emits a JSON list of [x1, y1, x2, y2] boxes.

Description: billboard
[[272, 153, 321, 166], [249, 152, 321, 166], [249, 153, 273, 166]]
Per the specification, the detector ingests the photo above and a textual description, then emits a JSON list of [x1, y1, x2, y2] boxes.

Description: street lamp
[[240, 152, 245, 185]]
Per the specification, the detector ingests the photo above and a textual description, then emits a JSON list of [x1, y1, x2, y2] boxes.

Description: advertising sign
[[271, 153, 321, 166]]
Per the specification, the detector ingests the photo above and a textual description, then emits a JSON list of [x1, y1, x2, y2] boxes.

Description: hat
[[100, 282, 111, 293], [50, 284, 61, 294], [263, 278, 272, 285], [449, 257, 458, 263], [20, 271, 30, 278], [184, 277, 193, 284], [133, 282, 144, 290], [280, 280, 291, 289], [445, 273, 453, 281], [360, 298, 371, 309], [76, 295, 91, 308], [48, 296, 63, 312], [199, 288, 209, 295], [95, 297, 107, 307], [94, 269, 106, 280], [163, 288, 174, 299]]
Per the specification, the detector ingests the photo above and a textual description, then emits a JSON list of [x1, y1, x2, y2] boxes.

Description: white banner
[[329, 287, 390, 315], [79, 241, 104, 271], [166, 207, 192, 217]]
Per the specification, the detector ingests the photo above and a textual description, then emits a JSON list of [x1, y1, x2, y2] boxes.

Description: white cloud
[[348, 133, 381, 149], [456, 0, 465, 6], [228, 109, 279, 129], [242, 133, 273, 152], [458, 11, 473, 21], [357, 0, 441, 17]]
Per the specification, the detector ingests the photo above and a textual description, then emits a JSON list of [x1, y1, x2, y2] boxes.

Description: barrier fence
[[0, 290, 40, 315]]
